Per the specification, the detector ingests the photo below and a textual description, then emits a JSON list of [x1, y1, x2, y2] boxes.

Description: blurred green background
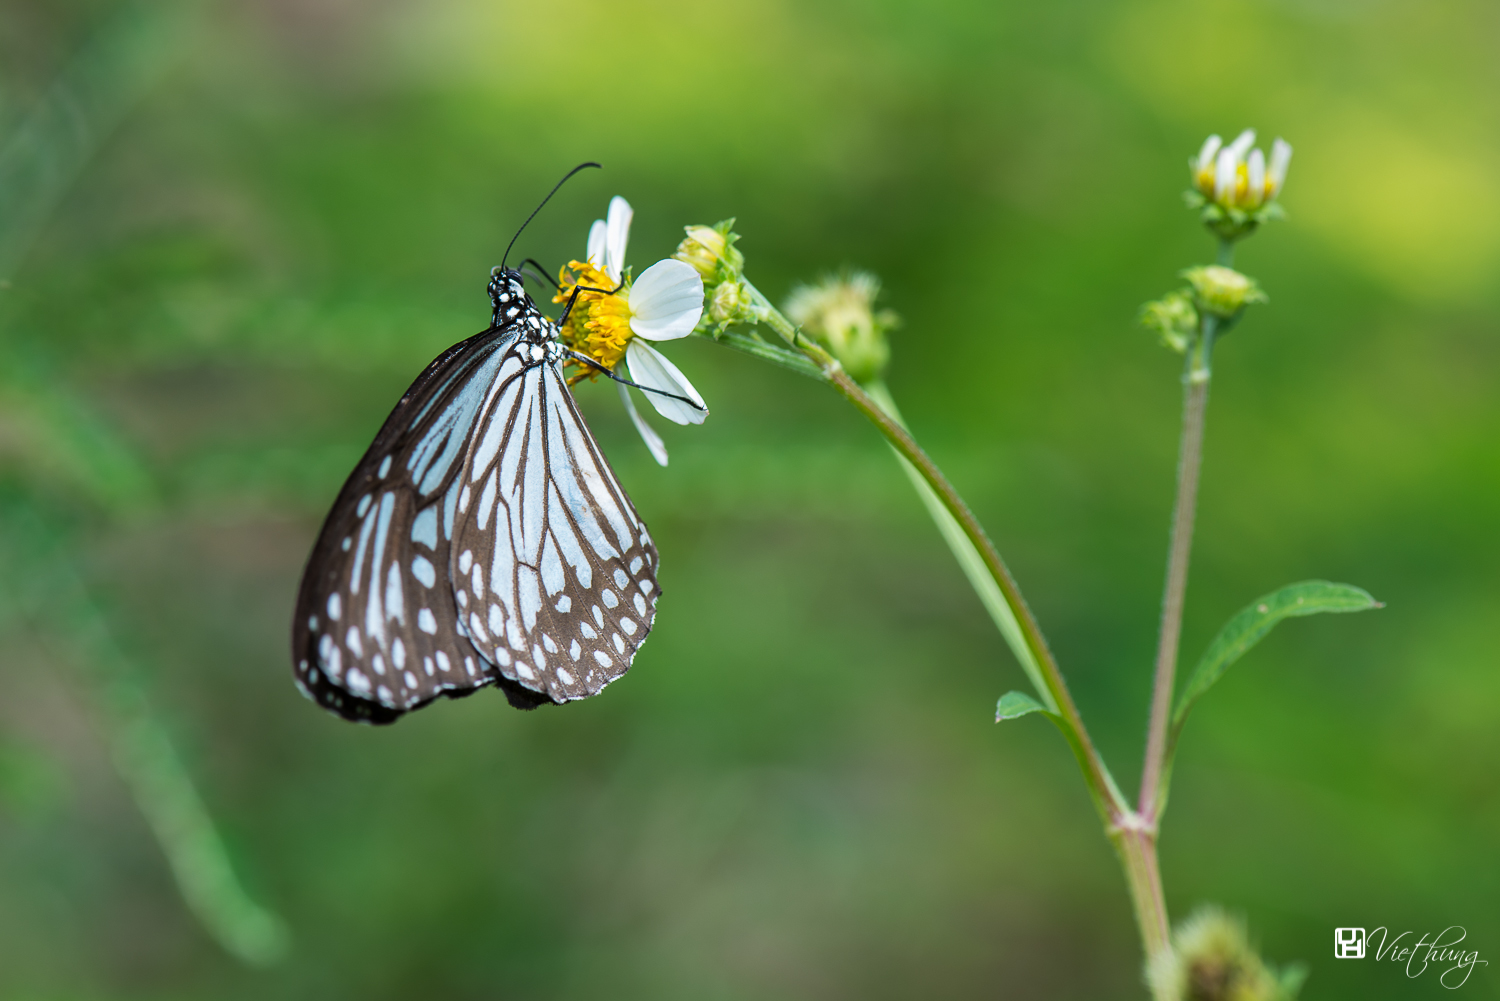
[[0, 0, 1495, 998]]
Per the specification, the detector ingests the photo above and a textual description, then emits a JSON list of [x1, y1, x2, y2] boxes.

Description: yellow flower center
[[553, 260, 633, 380]]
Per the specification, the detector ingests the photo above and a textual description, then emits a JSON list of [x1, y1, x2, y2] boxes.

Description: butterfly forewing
[[291, 271, 659, 722], [450, 345, 659, 701]]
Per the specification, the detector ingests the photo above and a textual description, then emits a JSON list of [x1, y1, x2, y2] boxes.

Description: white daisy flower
[[554, 196, 707, 466]]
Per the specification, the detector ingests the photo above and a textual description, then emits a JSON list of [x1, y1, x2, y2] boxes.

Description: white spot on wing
[[602, 589, 618, 609], [411, 555, 436, 588], [411, 507, 438, 550], [327, 594, 342, 621], [417, 608, 438, 634]]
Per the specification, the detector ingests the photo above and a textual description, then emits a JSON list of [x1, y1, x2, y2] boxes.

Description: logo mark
[[1336, 927, 1367, 959]]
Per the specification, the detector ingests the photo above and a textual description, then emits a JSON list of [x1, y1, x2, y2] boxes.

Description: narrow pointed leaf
[[996, 690, 1049, 722], [1173, 580, 1381, 732]]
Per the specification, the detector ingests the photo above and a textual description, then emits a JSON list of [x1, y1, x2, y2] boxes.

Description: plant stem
[[862, 381, 1055, 714], [1113, 820, 1171, 962], [739, 278, 1127, 823], [1137, 360, 1209, 822], [1138, 239, 1233, 825]]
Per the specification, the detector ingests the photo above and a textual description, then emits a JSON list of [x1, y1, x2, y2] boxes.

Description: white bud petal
[[1267, 138, 1293, 196], [1245, 148, 1266, 207], [1195, 134, 1223, 174]]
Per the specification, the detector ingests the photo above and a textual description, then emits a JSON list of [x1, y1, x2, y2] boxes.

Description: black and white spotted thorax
[[490, 268, 554, 338]]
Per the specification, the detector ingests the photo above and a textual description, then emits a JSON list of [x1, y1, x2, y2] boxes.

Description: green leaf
[[995, 690, 1049, 722], [1173, 580, 1382, 731]]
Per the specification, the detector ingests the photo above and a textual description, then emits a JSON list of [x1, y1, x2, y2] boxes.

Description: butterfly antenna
[[500, 162, 601, 270]]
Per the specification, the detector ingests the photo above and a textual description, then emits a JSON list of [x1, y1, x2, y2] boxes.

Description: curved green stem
[[735, 277, 1127, 824]]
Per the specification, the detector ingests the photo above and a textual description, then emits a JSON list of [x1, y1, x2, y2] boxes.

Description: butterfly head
[[488, 266, 544, 330], [488, 266, 528, 308]]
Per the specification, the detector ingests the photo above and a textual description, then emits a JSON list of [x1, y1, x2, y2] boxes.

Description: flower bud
[[1182, 265, 1266, 320], [1186, 130, 1294, 242], [1147, 907, 1304, 1001], [708, 279, 753, 324], [674, 221, 744, 280], [1140, 290, 1198, 353], [784, 269, 897, 384]]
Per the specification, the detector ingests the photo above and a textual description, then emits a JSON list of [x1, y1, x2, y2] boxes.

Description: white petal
[[1267, 138, 1293, 195], [1226, 128, 1256, 159], [625, 340, 707, 426], [1214, 147, 1237, 200], [1213, 129, 1257, 200], [628, 259, 704, 341], [617, 382, 668, 466], [604, 196, 632, 283], [1245, 148, 1265, 206], [1195, 134, 1222, 173], [586, 219, 607, 268]]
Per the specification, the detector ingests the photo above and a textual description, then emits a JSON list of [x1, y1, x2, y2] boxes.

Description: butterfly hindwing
[[291, 324, 550, 722], [449, 323, 660, 702]]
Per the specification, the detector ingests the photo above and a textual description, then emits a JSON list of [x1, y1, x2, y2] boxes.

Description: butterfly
[[290, 169, 702, 723]]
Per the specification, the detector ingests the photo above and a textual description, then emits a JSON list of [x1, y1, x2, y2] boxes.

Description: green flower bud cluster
[[1141, 266, 1264, 357], [784, 269, 899, 385], [1140, 290, 1198, 354], [1147, 907, 1306, 1001], [672, 220, 757, 333]]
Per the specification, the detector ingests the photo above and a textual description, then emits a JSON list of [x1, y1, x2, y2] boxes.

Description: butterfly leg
[[556, 282, 624, 327], [561, 348, 707, 412], [519, 258, 562, 291]]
